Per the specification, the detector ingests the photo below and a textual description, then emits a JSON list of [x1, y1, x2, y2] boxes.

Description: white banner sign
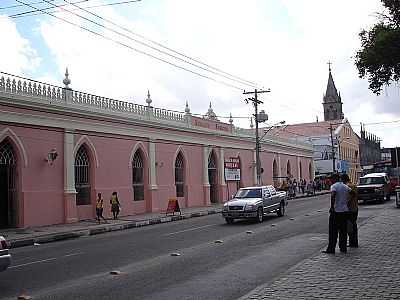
[[225, 168, 241, 181]]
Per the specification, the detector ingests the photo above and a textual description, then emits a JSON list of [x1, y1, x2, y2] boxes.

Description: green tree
[[355, 0, 400, 95]]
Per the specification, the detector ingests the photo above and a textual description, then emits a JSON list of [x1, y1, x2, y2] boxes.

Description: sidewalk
[[1, 190, 329, 249], [240, 206, 400, 300]]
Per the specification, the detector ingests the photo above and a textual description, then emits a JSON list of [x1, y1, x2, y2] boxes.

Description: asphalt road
[[0, 194, 393, 300]]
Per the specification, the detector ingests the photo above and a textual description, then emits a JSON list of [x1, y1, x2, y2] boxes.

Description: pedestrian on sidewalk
[[110, 191, 121, 220], [323, 173, 351, 254], [95, 193, 108, 224], [342, 173, 358, 248]]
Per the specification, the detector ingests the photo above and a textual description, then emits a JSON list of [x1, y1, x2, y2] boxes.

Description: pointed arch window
[[273, 159, 278, 186], [0, 141, 16, 165], [132, 151, 144, 201], [175, 152, 185, 197], [75, 145, 90, 205], [287, 160, 291, 177]]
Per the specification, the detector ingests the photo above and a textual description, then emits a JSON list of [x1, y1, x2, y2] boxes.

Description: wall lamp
[[45, 149, 58, 165]]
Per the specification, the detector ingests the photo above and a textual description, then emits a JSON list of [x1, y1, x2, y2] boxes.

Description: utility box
[[396, 186, 400, 208]]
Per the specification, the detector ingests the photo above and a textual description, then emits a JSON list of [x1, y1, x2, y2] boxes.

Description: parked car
[[0, 236, 11, 272], [357, 173, 391, 203], [222, 185, 287, 224]]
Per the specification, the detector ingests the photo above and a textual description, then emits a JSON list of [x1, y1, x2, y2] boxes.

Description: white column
[[64, 129, 75, 193], [203, 146, 210, 186], [219, 148, 226, 186], [148, 140, 158, 190]]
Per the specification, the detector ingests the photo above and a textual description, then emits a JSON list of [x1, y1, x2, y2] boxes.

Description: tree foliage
[[355, 0, 400, 95]]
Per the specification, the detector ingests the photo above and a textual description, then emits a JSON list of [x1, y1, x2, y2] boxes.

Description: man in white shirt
[[322, 173, 351, 254]]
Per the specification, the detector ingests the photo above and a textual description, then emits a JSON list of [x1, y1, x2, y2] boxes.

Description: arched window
[[0, 139, 17, 228], [273, 159, 278, 186], [208, 151, 218, 203], [175, 152, 185, 197], [132, 151, 144, 201], [287, 160, 291, 177], [75, 145, 90, 205]]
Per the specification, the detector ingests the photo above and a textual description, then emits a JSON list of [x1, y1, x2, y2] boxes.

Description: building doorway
[[208, 151, 218, 203], [0, 140, 17, 228]]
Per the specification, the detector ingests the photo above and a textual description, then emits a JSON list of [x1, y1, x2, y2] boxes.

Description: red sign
[[224, 157, 240, 169], [166, 198, 181, 215]]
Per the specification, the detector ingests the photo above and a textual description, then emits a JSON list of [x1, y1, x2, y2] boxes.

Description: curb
[[9, 209, 221, 249]]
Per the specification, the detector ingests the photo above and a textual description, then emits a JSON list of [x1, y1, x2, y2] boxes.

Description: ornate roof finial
[[185, 101, 191, 115], [250, 117, 254, 129], [229, 113, 233, 125], [204, 101, 218, 120], [146, 90, 152, 106], [63, 67, 71, 88]]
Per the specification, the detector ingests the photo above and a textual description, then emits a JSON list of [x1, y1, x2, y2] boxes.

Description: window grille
[[75, 145, 90, 205], [132, 151, 144, 201], [175, 153, 184, 197], [0, 141, 16, 165]]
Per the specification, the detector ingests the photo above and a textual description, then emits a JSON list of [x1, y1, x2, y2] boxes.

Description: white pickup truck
[[222, 185, 287, 224]]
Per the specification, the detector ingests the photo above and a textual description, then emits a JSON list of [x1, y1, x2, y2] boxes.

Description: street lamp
[[260, 120, 286, 141]]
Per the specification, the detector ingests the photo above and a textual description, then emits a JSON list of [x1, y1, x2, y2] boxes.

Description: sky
[[0, 0, 399, 147]]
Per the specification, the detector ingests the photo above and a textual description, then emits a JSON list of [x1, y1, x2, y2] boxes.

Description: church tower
[[323, 64, 344, 121]]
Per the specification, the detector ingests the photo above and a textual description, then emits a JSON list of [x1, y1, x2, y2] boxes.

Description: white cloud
[[0, 15, 40, 74]]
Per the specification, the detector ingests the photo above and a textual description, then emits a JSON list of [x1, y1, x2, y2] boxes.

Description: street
[[0, 194, 392, 300]]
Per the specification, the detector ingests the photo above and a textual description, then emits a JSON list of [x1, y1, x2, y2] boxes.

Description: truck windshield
[[359, 177, 385, 185], [235, 188, 262, 198]]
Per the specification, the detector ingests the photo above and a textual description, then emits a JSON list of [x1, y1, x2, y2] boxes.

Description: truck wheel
[[277, 201, 285, 217], [256, 207, 264, 223], [225, 218, 234, 224]]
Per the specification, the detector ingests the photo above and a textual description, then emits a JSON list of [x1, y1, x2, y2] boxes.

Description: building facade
[[0, 71, 313, 228], [359, 124, 381, 167]]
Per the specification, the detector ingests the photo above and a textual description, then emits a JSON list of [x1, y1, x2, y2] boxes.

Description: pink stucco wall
[[0, 104, 313, 227]]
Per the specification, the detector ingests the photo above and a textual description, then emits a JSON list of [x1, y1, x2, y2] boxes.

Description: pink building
[[0, 71, 314, 228]]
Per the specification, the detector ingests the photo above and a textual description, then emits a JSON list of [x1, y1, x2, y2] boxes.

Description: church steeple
[[323, 62, 344, 121]]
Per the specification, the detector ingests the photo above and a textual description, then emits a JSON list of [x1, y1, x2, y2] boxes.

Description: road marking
[[63, 252, 84, 257], [9, 257, 57, 269], [9, 252, 83, 269], [163, 224, 218, 236]]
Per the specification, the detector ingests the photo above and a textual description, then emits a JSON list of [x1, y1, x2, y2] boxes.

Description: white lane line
[[9, 252, 84, 269], [63, 252, 84, 257], [163, 224, 218, 236], [9, 257, 57, 269]]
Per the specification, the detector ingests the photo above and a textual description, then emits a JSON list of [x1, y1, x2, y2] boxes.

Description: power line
[[14, 0, 246, 91], [0, 0, 57, 10], [10, 0, 258, 89], [10, 0, 142, 18], [11, 0, 258, 88], [57, 0, 257, 88]]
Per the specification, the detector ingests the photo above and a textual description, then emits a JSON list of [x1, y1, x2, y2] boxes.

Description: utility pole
[[244, 88, 270, 186], [329, 124, 336, 173]]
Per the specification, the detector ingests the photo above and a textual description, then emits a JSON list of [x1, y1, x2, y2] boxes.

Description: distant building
[[381, 147, 392, 161], [359, 124, 381, 166], [262, 66, 361, 183]]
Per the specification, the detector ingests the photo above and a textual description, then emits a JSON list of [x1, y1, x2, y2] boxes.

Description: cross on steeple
[[327, 61, 332, 72]]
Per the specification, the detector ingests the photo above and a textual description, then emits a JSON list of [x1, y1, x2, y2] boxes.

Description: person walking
[[342, 173, 358, 248], [322, 173, 351, 254], [110, 191, 121, 220], [95, 193, 107, 224]]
